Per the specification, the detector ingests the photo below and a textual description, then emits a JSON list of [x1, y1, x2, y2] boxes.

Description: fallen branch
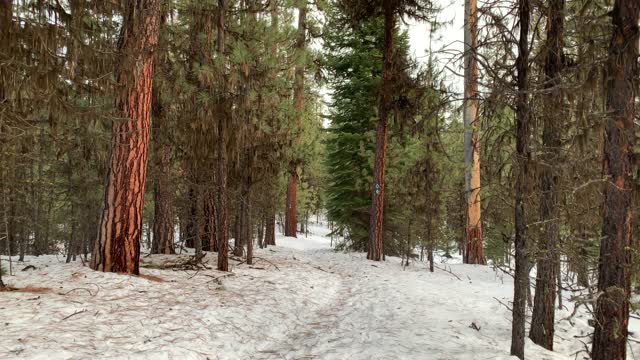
[[62, 308, 87, 321], [433, 264, 462, 281], [61, 287, 95, 297], [203, 273, 235, 284], [493, 297, 513, 312]]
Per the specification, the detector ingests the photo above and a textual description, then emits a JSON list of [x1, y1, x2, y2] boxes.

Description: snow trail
[[0, 221, 634, 359]]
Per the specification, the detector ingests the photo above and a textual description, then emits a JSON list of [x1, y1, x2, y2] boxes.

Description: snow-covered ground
[[0, 222, 635, 359]]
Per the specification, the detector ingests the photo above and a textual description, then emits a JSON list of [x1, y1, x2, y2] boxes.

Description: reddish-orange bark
[[368, 0, 394, 261], [284, 4, 306, 238], [91, 0, 161, 274]]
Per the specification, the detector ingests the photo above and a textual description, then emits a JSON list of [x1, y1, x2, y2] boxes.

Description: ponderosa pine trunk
[[91, 0, 160, 274], [216, 0, 229, 272], [284, 3, 307, 238], [530, 0, 564, 349], [368, 0, 394, 261], [591, 0, 638, 358], [463, 0, 484, 265], [510, 0, 530, 356]]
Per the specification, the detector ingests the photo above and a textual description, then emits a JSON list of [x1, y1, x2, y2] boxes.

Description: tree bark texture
[[91, 0, 161, 274], [463, 0, 484, 265], [284, 3, 307, 238], [591, 0, 638, 358], [216, 0, 229, 272], [368, 0, 394, 261], [511, 0, 530, 357], [151, 36, 175, 255], [530, 0, 565, 349]]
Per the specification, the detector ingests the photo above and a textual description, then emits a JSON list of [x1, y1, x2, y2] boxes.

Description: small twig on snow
[[62, 308, 87, 321], [433, 264, 462, 281]]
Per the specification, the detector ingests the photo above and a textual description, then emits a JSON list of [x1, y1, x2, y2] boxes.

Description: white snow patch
[[0, 222, 637, 359]]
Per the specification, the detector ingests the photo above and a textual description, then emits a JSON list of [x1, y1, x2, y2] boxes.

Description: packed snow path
[[0, 223, 633, 359]]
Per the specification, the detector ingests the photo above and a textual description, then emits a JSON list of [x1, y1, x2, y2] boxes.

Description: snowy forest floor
[[1, 222, 639, 359]]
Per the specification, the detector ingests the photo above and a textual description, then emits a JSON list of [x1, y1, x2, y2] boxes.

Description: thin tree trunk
[[0, 0, 9, 286], [66, 155, 76, 263], [151, 24, 175, 255], [510, 0, 530, 356], [285, 169, 298, 237], [405, 219, 412, 266], [530, 0, 564, 349], [591, 0, 638, 358], [204, 190, 216, 252], [91, 0, 161, 274], [427, 219, 434, 273], [265, 207, 276, 246], [235, 195, 245, 257], [463, 0, 484, 265], [576, 230, 590, 288], [216, 0, 229, 272], [185, 186, 197, 248], [557, 263, 563, 310], [257, 216, 264, 249], [285, 3, 306, 238], [246, 195, 253, 265], [368, 0, 394, 261], [194, 187, 203, 259]]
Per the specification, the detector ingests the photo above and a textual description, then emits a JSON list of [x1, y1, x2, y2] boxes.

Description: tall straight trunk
[[33, 130, 45, 256], [463, 0, 484, 265], [91, 0, 160, 274], [216, 0, 229, 272], [0, 0, 8, 283], [368, 0, 394, 261], [591, 0, 638, 358], [285, 3, 307, 238], [511, 0, 530, 357], [151, 37, 175, 255], [530, 0, 564, 349]]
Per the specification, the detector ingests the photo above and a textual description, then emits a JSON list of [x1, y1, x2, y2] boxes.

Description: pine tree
[[284, 1, 308, 238], [463, 0, 484, 265], [339, 0, 437, 261], [591, 0, 638, 357], [529, 0, 565, 349], [511, 0, 531, 356], [91, 0, 162, 274]]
